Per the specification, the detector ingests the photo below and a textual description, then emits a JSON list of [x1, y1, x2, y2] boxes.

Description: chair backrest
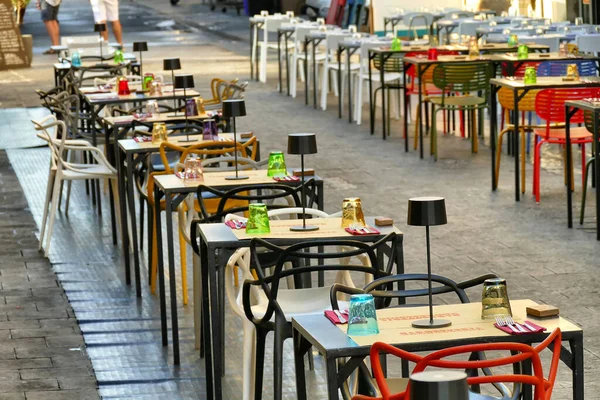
[[432, 62, 493, 95], [500, 60, 540, 78], [537, 60, 597, 77], [326, 0, 347, 26], [498, 87, 539, 112], [405, 12, 434, 39], [201, 155, 265, 172], [458, 21, 485, 37], [535, 88, 600, 127], [242, 233, 397, 324], [196, 178, 317, 222], [325, 32, 353, 57], [584, 109, 600, 134], [577, 34, 600, 54]]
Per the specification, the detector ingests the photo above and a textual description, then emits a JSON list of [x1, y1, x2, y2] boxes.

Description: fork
[[505, 316, 528, 333], [495, 316, 519, 333]]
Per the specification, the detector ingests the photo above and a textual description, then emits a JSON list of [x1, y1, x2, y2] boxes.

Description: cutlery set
[[495, 316, 537, 333]]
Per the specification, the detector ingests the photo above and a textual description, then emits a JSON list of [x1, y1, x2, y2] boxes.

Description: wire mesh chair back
[[432, 62, 493, 95], [535, 88, 599, 126], [373, 53, 403, 73], [537, 60, 597, 77], [583, 109, 600, 134], [243, 233, 397, 324], [498, 87, 539, 112], [500, 61, 540, 77]]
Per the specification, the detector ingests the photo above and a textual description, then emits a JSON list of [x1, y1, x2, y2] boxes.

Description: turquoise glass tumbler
[[245, 203, 270, 234], [347, 294, 379, 336], [267, 151, 287, 177]]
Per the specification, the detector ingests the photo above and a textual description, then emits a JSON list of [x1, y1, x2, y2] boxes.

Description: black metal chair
[[242, 233, 399, 400]]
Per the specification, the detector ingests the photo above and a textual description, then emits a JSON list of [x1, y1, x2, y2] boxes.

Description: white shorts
[[90, 0, 119, 22]]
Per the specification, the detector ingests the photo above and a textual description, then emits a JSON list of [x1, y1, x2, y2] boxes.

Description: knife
[[333, 310, 346, 323]]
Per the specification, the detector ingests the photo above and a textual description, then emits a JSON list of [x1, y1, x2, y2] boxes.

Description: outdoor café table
[[53, 58, 138, 89], [436, 19, 477, 44], [489, 74, 600, 202], [368, 45, 468, 144], [292, 299, 583, 400], [565, 100, 600, 240], [115, 131, 252, 297], [153, 171, 324, 366], [383, 14, 403, 35], [193, 217, 404, 400]]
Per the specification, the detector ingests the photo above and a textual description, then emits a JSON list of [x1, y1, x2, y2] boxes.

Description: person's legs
[[40, 1, 60, 48], [98, 20, 109, 41], [90, 0, 108, 40], [110, 20, 123, 45], [105, 0, 122, 45], [44, 20, 60, 46]]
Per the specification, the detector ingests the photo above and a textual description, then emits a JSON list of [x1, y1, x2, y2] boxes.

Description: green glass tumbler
[[347, 294, 379, 336], [517, 44, 529, 60], [245, 203, 270, 234], [507, 34, 518, 46], [267, 151, 287, 177], [524, 66, 537, 84]]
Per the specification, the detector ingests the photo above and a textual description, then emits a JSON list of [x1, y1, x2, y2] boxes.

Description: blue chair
[[537, 60, 597, 77]]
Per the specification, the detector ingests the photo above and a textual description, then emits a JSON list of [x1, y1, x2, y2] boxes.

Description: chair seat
[[63, 165, 115, 179], [533, 126, 593, 141], [251, 285, 350, 322], [429, 95, 487, 107]]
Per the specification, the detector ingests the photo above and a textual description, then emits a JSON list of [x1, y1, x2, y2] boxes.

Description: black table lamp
[[163, 58, 182, 114], [133, 41, 148, 79], [223, 99, 248, 180], [409, 371, 469, 400], [288, 133, 318, 231], [94, 23, 107, 61], [174, 74, 197, 142], [407, 197, 450, 329]]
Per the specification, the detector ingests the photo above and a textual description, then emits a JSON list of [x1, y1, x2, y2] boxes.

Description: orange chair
[[354, 328, 562, 400], [533, 88, 599, 203]]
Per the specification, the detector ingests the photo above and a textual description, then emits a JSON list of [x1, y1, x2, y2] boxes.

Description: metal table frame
[[337, 40, 361, 122], [277, 26, 295, 96], [305, 31, 327, 108]]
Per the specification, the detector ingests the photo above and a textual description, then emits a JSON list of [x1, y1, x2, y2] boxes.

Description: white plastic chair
[[32, 115, 120, 256], [290, 24, 327, 98], [223, 207, 370, 400], [319, 32, 360, 111], [254, 16, 293, 83], [458, 21, 486, 37], [577, 34, 600, 55]]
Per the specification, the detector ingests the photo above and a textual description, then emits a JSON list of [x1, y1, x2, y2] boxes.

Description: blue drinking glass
[[71, 51, 82, 67], [347, 294, 379, 336]]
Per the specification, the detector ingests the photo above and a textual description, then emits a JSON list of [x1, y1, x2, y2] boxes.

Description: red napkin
[[133, 136, 152, 143], [225, 220, 247, 229], [273, 176, 300, 182], [324, 310, 349, 325], [345, 227, 381, 235], [494, 320, 546, 335]]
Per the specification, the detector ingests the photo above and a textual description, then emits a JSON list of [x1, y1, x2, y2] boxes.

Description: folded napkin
[[225, 220, 247, 230], [494, 320, 545, 335], [345, 227, 381, 235], [273, 176, 300, 182], [133, 136, 152, 143], [133, 112, 151, 120], [324, 310, 349, 325]]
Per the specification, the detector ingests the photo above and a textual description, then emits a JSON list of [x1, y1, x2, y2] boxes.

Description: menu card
[[0, 0, 28, 70]]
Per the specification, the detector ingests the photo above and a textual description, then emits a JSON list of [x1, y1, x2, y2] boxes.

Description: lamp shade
[[163, 58, 181, 71], [222, 99, 247, 118], [288, 133, 317, 155], [94, 23, 107, 32], [407, 197, 447, 227], [409, 371, 469, 400], [174, 74, 195, 89], [133, 41, 148, 52]]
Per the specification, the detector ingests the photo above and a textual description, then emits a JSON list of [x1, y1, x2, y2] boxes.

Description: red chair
[[353, 328, 562, 400], [325, 0, 347, 26], [533, 88, 599, 204]]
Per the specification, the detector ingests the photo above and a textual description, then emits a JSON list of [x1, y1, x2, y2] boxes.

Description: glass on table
[[347, 294, 379, 336], [152, 122, 168, 144], [481, 278, 513, 320], [517, 44, 529, 60], [341, 197, 366, 228], [267, 151, 287, 177], [524, 66, 537, 84], [246, 203, 270, 234]]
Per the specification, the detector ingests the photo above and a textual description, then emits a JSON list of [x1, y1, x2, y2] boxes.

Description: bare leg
[[111, 20, 123, 45], [98, 20, 109, 41], [43, 20, 60, 46]]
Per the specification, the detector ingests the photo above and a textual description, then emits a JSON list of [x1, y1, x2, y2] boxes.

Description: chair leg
[[110, 179, 122, 243], [580, 157, 595, 224], [354, 76, 363, 125], [414, 102, 421, 151], [495, 128, 509, 188], [64, 181, 72, 215], [273, 321, 286, 400], [253, 328, 267, 400], [39, 168, 55, 252], [534, 140, 544, 203], [44, 174, 63, 257], [431, 105, 438, 160], [242, 321, 257, 400], [520, 129, 526, 194], [139, 197, 145, 252], [147, 200, 154, 282], [178, 209, 188, 306], [151, 213, 158, 294]]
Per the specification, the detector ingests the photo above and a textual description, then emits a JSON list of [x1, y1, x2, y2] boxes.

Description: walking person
[[37, 0, 61, 54], [90, 0, 123, 46]]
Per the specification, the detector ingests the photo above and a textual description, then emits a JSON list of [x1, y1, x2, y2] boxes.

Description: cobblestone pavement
[[0, 151, 99, 399], [2, 0, 600, 398]]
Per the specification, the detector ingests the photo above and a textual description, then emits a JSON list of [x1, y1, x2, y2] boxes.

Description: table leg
[[293, 326, 309, 400], [571, 335, 584, 399], [313, 40, 317, 109], [369, 54, 374, 135], [125, 153, 142, 296], [116, 145, 131, 285], [513, 90, 520, 201], [348, 48, 352, 123], [154, 185, 168, 347], [566, 105, 573, 228], [338, 46, 343, 119], [305, 38, 309, 106], [403, 62, 408, 152], [594, 110, 600, 240], [286, 33, 290, 96], [200, 239, 216, 399], [326, 356, 340, 400], [250, 23, 254, 80], [418, 64, 424, 159], [490, 84, 498, 191], [521, 358, 532, 400], [164, 195, 180, 365], [278, 32, 282, 93], [380, 53, 386, 140]]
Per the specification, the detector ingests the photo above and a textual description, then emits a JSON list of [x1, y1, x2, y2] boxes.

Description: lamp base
[[178, 138, 198, 143], [225, 175, 249, 180], [412, 319, 452, 329], [290, 225, 319, 232]]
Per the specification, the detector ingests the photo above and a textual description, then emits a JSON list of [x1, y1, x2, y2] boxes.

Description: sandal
[[43, 48, 57, 55]]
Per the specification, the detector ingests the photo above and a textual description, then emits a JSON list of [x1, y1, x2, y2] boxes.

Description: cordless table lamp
[[223, 99, 248, 180], [287, 133, 318, 231], [133, 41, 148, 79], [163, 58, 182, 114], [407, 196, 451, 328], [174, 74, 197, 143], [94, 23, 107, 61], [409, 371, 469, 400]]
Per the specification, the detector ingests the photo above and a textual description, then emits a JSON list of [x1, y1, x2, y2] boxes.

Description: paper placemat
[[232, 218, 353, 240], [336, 300, 581, 347]]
